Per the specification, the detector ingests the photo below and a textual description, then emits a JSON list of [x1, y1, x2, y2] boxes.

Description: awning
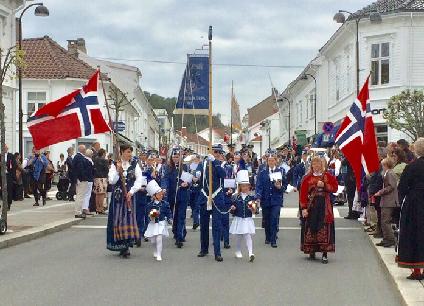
[[116, 133, 134, 145]]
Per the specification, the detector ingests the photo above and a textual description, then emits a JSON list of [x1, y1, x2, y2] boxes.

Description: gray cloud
[[22, 0, 371, 123]]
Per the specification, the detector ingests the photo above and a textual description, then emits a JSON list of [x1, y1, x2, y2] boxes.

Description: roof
[[186, 132, 209, 146], [352, 0, 424, 17], [22, 36, 108, 80], [247, 95, 278, 127]]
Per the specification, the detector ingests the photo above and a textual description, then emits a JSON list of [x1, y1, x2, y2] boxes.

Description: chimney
[[181, 127, 187, 137], [67, 38, 87, 57]]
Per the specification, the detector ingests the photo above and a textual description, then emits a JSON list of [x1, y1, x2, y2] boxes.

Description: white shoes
[[156, 256, 162, 261], [235, 251, 243, 258]]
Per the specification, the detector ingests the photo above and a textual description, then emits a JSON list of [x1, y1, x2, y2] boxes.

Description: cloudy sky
[[22, 0, 372, 124]]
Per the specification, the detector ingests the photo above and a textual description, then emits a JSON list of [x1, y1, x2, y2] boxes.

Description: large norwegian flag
[[27, 71, 111, 149], [335, 76, 380, 190]]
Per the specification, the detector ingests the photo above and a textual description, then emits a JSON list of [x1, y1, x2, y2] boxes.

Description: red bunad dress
[[300, 172, 338, 254]]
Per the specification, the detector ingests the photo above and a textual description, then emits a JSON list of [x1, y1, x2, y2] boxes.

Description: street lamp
[[278, 96, 291, 144], [333, 9, 381, 95], [17, 3, 49, 158], [301, 73, 317, 136]]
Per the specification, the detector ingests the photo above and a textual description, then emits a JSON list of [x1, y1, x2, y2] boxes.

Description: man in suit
[[65, 147, 76, 201], [1, 145, 17, 210], [72, 145, 88, 218]]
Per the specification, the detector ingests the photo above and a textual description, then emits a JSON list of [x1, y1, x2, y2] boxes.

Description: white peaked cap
[[146, 180, 162, 197], [236, 170, 250, 184]]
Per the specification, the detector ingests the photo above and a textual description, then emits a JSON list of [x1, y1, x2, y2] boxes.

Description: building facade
[[279, 1, 424, 145]]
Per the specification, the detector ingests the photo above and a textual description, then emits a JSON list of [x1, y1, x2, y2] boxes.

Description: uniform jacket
[[198, 159, 226, 205], [144, 200, 173, 230], [292, 162, 306, 189], [255, 166, 287, 207], [231, 193, 255, 218]]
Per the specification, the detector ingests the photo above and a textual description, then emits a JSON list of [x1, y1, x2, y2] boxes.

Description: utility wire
[[95, 56, 304, 69]]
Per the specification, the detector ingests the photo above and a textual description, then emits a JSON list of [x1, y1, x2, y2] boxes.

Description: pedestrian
[[44, 151, 54, 200], [1, 145, 17, 210], [374, 158, 398, 248], [229, 170, 256, 262], [13, 152, 24, 201], [397, 139, 415, 164], [160, 149, 180, 214], [72, 145, 89, 218], [65, 147, 76, 201], [391, 147, 407, 181], [93, 148, 109, 214], [343, 158, 358, 220], [300, 156, 338, 263], [256, 149, 287, 248], [197, 144, 227, 262], [28, 149, 48, 207], [57, 153, 66, 175], [144, 180, 173, 261], [106, 144, 142, 258], [91, 141, 100, 159], [397, 138, 424, 280], [83, 149, 95, 215]]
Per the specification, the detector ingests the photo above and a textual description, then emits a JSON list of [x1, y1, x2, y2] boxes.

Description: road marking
[[72, 225, 361, 231], [8, 202, 73, 216]]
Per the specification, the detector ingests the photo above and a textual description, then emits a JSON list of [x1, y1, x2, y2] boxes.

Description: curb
[[0, 218, 83, 250], [366, 231, 420, 306]]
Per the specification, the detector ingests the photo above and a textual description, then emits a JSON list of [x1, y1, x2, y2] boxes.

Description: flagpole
[[230, 80, 233, 148], [207, 26, 213, 211]]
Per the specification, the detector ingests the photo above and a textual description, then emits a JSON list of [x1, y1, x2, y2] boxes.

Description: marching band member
[[197, 144, 227, 262], [300, 156, 338, 264], [256, 149, 288, 248], [230, 170, 256, 262], [189, 155, 203, 230], [106, 145, 142, 258], [221, 153, 235, 249], [144, 180, 173, 261], [174, 158, 191, 248], [161, 148, 181, 213]]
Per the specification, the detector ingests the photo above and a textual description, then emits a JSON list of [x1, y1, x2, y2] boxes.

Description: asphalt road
[[0, 193, 402, 306]]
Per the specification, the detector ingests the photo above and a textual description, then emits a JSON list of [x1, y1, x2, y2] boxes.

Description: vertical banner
[[174, 54, 209, 115]]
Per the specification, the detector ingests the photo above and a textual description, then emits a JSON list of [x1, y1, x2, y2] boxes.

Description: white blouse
[[108, 160, 143, 195]]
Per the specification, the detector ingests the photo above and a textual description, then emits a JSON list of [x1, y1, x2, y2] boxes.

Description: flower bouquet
[[248, 200, 257, 212], [149, 209, 160, 221]]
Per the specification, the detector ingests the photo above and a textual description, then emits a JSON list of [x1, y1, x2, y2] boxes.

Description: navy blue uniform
[[189, 163, 203, 227], [222, 162, 235, 246], [198, 159, 226, 256], [256, 166, 287, 245], [135, 161, 154, 238], [175, 164, 190, 243]]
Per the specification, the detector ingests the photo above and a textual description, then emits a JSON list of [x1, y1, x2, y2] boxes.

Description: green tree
[[384, 89, 424, 141]]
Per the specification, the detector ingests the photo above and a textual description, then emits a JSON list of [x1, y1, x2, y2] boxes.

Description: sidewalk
[[0, 190, 82, 249], [367, 230, 424, 305]]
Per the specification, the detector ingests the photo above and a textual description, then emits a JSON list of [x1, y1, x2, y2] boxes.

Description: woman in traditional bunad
[[106, 145, 142, 258], [300, 156, 338, 263]]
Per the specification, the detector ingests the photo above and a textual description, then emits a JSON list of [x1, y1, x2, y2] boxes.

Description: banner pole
[[230, 80, 233, 148], [207, 26, 213, 211]]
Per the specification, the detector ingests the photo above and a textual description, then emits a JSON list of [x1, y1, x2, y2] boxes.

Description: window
[[335, 58, 341, 101], [371, 42, 390, 86], [27, 92, 46, 117], [375, 124, 388, 143]]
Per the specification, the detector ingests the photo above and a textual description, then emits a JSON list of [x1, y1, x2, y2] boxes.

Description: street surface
[[0, 193, 402, 306]]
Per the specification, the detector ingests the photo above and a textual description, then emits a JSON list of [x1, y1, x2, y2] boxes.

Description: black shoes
[[271, 243, 278, 248], [75, 214, 86, 219], [215, 255, 223, 262], [249, 254, 255, 262], [24, 194, 31, 199], [176, 241, 183, 248], [197, 252, 208, 257], [224, 244, 231, 249], [33, 203, 39, 207], [322, 255, 328, 264], [42, 198, 46, 206], [376, 240, 395, 247], [407, 273, 424, 280], [144, 237, 149, 242], [265, 240, 270, 245], [119, 249, 130, 258], [192, 224, 199, 230], [309, 253, 316, 260], [136, 239, 141, 248]]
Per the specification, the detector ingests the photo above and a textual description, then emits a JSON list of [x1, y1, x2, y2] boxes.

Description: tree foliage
[[145, 91, 227, 134], [384, 89, 424, 141]]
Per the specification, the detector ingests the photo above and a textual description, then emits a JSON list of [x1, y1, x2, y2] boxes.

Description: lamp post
[[301, 73, 317, 136], [278, 96, 291, 144], [333, 10, 382, 95], [17, 3, 49, 158]]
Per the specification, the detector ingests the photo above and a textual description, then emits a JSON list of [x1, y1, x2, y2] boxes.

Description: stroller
[[56, 170, 70, 201]]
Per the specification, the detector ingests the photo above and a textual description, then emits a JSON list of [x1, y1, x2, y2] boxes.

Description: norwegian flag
[[27, 71, 111, 149], [335, 76, 380, 190]]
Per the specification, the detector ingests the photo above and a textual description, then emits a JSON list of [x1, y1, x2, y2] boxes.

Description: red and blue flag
[[27, 71, 111, 149]]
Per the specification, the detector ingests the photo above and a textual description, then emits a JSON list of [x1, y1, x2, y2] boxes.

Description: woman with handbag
[[300, 156, 338, 264]]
